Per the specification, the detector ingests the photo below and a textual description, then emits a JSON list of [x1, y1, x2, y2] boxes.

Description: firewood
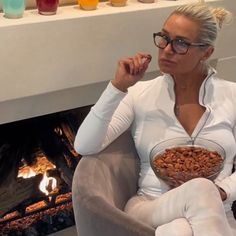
[[0, 169, 44, 218]]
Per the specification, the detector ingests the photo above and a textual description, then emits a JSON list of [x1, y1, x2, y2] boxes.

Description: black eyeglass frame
[[153, 32, 209, 55]]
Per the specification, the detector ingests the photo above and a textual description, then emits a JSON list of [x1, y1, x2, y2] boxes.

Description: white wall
[[211, 0, 236, 82], [0, 0, 234, 124]]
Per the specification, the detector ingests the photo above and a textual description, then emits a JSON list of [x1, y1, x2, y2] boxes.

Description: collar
[[163, 66, 217, 106]]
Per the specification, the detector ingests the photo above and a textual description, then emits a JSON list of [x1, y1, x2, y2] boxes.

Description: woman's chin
[[159, 67, 174, 74]]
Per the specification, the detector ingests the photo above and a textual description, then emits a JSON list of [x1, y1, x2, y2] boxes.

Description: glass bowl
[[150, 137, 225, 187]]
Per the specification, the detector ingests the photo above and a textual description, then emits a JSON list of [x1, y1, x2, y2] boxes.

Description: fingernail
[[147, 54, 152, 61], [141, 58, 148, 64]]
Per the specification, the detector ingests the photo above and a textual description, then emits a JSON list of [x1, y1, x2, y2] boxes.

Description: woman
[[74, 1, 236, 235]]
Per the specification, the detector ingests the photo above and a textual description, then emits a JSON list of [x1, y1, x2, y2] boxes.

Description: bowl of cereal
[[150, 137, 225, 187]]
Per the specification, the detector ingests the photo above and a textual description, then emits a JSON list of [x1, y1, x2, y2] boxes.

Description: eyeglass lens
[[154, 34, 189, 54]]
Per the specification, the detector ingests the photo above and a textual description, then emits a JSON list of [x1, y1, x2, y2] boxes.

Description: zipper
[[190, 70, 215, 145]]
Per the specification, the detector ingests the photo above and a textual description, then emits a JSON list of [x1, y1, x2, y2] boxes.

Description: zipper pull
[[188, 137, 195, 145]]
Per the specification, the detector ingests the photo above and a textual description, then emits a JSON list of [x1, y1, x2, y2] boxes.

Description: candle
[[78, 0, 98, 10], [2, 0, 25, 19], [36, 0, 59, 15]]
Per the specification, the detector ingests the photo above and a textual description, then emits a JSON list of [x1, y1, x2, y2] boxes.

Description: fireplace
[[0, 105, 91, 235]]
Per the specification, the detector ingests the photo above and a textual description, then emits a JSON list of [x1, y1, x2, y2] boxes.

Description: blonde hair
[[169, 0, 232, 46]]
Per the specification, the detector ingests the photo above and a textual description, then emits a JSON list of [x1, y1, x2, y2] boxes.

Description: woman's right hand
[[111, 53, 152, 92]]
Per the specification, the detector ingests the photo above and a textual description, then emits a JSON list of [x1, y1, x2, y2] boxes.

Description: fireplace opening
[[0, 105, 92, 236]]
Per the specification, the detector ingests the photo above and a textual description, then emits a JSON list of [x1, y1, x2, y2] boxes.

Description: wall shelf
[[0, 0, 219, 27]]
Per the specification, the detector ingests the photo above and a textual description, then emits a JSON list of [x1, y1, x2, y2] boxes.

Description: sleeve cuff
[[108, 81, 128, 95]]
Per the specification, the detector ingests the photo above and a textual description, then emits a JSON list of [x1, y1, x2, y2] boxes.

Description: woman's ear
[[202, 46, 214, 61]]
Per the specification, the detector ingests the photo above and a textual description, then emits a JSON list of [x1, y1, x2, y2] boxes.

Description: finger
[[139, 57, 151, 74], [137, 54, 152, 73], [127, 58, 135, 75], [133, 56, 142, 74], [135, 53, 143, 65], [121, 54, 152, 75], [142, 54, 152, 64], [136, 54, 146, 73], [133, 53, 150, 74], [120, 58, 134, 75], [137, 53, 152, 61]]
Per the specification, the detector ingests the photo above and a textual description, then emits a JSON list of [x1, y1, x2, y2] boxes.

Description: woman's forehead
[[163, 14, 200, 40]]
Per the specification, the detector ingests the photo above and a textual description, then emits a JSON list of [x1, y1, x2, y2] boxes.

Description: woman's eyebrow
[[161, 28, 169, 34], [162, 28, 191, 41]]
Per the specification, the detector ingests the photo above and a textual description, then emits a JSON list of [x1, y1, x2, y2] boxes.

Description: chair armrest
[[72, 131, 155, 236], [74, 195, 154, 236]]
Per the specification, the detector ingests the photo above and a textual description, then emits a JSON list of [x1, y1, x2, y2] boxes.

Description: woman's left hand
[[215, 185, 227, 201]]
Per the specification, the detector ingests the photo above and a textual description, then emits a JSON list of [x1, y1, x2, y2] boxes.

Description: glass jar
[[36, 0, 59, 15], [78, 0, 98, 10], [2, 0, 25, 19], [110, 0, 127, 7]]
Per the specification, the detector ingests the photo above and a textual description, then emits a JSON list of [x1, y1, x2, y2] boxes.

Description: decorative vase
[[110, 0, 127, 7], [2, 0, 25, 19], [138, 0, 155, 3], [78, 0, 98, 10], [36, 0, 59, 15]]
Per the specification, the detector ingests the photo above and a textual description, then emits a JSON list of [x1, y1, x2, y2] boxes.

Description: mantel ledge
[[0, 0, 221, 28]]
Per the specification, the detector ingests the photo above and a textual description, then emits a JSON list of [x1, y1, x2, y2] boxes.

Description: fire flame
[[39, 172, 57, 196], [17, 157, 57, 196], [18, 166, 36, 179]]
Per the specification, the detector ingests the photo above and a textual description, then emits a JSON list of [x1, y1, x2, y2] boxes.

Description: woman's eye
[[173, 41, 188, 51], [162, 34, 170, 41], [176, 39, 187, 45]]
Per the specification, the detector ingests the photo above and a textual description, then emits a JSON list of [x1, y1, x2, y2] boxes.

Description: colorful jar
[[110, 0, 127, 7], [78, 0, 98, 10], [138, 0, 155, 3], [2, 0, 25, 19], [36, 0, 59, 15]]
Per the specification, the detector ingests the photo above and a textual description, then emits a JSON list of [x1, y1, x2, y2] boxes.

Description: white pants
[[124, 178, 236, 236]]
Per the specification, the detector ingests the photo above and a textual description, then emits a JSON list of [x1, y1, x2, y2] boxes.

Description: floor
[[49, 226, 77, 236]]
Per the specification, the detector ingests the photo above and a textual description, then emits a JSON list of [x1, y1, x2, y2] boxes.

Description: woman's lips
[[159, 58, 176, 65]]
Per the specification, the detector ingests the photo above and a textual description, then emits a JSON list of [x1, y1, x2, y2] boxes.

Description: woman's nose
[[163, 43, 174, 54]]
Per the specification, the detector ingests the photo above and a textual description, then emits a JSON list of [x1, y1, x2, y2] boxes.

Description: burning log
[[0, 169, 44, 218], [39, 120, 80, 188], [0, 201, 75, 235], [0, 143, 23, 186]]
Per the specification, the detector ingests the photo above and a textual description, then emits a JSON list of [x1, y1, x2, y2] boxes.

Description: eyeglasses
[[153, 32, 208, 55]]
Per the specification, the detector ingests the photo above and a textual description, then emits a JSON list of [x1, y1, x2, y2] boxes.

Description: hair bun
[[210, 7, 232, 29]]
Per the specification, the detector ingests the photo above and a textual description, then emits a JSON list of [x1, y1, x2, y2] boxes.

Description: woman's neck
[[172, 69, 207, 92]]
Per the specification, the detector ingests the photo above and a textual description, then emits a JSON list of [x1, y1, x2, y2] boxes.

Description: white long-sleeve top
[[74, 68, 236, 212]]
